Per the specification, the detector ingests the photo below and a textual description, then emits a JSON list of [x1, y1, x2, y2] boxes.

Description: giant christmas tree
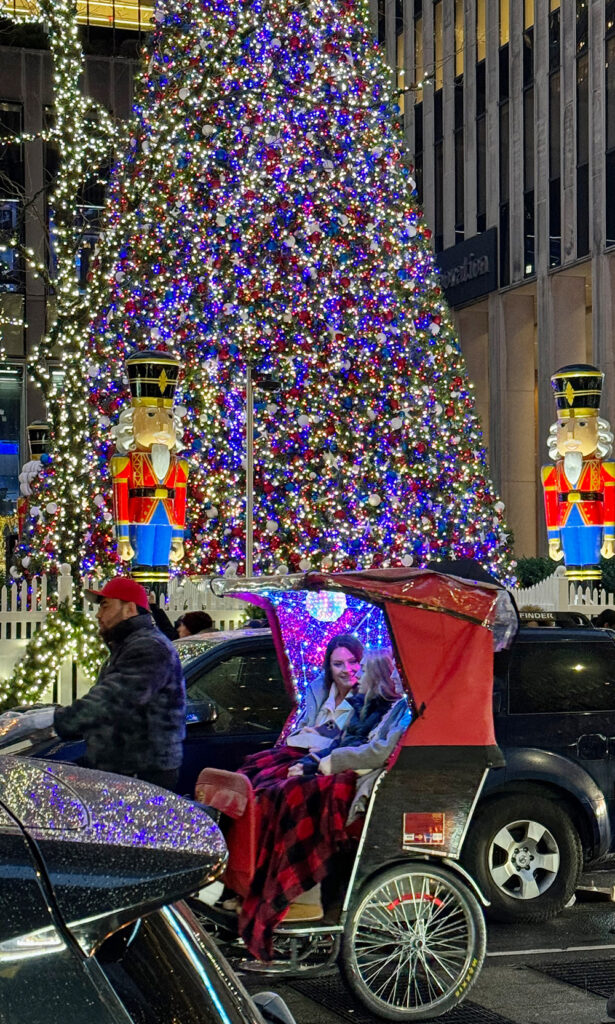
[[83, 0, 512, 581]]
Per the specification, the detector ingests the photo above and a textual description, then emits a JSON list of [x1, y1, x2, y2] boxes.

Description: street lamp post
[[244, 364, 280, 579], [245, 362, 254, 578]]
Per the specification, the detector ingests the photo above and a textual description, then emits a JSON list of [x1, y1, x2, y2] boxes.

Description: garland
[[1, 602, 105, 711]]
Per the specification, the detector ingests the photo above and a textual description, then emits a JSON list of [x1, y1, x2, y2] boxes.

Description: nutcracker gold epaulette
[[111, 455, 130, 475]]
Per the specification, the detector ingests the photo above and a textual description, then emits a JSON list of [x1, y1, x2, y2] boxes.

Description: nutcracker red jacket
[[111, 451, 189, 539], [541, 458, 615, 533]]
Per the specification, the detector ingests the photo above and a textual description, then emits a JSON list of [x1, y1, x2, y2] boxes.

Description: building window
[[524, 88, 535, 192], [576, 0, 588, 53], [455, 76, 464, 238], [476, 0, 486, 62], [524, 190, 535, 276], [415, 15, 424, 84], [396, 0, 404, 118], [0, 364, 24, 517], [435, 140, 443, 253], [455, 0, 464, 78], [577, 50, 589, 256], [607, 17, 615, 246], [414, 101, 423, 202], [0, 102, 23, 295], [549, 70, 561, 265], [500, 101, 510, 204], [377, 0, 385, 45], [524, 85, 535, 275], [523, 26, 534, 86], [499, 45, 509, 101], [500, 0, 510, 47], [434, 1, 443, 91], [550, 4, 561, 71], [500, 204, 510, 287]]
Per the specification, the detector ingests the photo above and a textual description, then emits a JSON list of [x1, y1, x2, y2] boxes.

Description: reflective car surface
[[0, 756, 296, 1024]]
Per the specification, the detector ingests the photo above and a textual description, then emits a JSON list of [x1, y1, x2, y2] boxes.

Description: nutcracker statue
[[110, 351, 189, 584], [17, 421, 51, 537], [541, 364, 615, 581]]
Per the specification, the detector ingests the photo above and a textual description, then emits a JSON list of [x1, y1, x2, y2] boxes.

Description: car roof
[[173, 627, 272, 664]]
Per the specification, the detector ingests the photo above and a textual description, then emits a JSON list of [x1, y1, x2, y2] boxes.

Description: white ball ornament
[[401, 554, 414, 567], [93, 494, 105, 507], [390, 417, 403, 431], [179, 87, 190, 99], [103, 512, 113, 522], [30, 506, 41, 518], [45, 502, 57, 515], [277, 564, 289, 575], [299, 558, 311, 571], [297, 415, 310, 427], [266, 520, 279, 534], [366, 409, 376, 422], [368, 493, 382, 506], [430, 323, 441, 335]]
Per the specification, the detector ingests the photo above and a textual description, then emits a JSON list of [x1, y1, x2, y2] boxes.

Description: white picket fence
[[0, 567, 246, 700], [510, 565, 615, 615], [2, 563, 613, 704]]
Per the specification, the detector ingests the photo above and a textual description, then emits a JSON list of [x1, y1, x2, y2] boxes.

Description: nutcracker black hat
[[125, 350, 182, 409], [27, 420, 50, 458], [550, 363, 603, 418]]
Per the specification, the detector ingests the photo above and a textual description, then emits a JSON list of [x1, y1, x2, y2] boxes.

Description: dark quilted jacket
[[54, 614, 186, 775]]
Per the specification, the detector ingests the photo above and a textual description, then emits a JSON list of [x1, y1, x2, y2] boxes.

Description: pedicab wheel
[[341, 862, 486, 1021]]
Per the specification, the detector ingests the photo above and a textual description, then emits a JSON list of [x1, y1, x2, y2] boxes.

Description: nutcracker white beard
[[151, 443, 171, 481], [563, 451, 583, 487]]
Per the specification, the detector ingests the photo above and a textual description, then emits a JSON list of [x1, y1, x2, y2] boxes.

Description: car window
[[187, 648, 293, 731], [509, 640, 615, 713]]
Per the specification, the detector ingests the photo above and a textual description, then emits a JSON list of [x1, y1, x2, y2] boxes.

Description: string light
[[1, 604, 105, 710]]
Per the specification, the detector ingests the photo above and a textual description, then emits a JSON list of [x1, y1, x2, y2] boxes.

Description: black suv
[[460, 622, 615, 922]]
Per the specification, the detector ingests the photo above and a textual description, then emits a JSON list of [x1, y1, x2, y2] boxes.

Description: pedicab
[[194, 566, 518, 1022]]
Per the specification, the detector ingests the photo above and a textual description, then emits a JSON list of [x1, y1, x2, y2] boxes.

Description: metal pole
[[246, 363, 254, 577]]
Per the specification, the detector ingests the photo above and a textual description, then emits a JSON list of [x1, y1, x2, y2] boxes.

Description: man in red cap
[[54, 576, 186, 788]]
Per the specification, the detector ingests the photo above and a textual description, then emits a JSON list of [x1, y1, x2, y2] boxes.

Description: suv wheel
[[462, 794, 583, 922]]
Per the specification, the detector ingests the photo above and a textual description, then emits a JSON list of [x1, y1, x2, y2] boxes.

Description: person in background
[[54, 576, 186, 789], [592, 607, 615, 629], [176, 610, 215, 637], [148, 591, 178, 640]]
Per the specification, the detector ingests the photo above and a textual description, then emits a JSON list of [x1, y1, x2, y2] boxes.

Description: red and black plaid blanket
[[238, 747, 357, 961]]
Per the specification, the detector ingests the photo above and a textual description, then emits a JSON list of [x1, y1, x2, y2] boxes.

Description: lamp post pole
[[245, 362, 254, 578]]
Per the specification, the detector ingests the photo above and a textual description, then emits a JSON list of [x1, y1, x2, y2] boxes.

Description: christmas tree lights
[[83, 0, 513, 583]]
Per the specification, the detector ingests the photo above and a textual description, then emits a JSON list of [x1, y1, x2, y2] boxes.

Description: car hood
[[0, 758, 226, 953]]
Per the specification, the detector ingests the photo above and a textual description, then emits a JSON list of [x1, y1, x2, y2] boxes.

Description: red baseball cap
[[85, 577, 150, 610]]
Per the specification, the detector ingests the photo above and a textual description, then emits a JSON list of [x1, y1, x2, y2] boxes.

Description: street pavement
[[238, 872, 615, 1024]]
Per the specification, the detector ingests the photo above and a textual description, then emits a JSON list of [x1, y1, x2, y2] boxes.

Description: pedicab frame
[[208, 567, 518, 1021]]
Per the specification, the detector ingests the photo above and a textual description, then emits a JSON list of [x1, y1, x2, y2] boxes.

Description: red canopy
[[228, 568, 511, 750], [305, 569, 504, 749]]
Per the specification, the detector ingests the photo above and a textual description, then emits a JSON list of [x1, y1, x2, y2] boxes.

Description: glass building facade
[[372, 0, 615, 559]]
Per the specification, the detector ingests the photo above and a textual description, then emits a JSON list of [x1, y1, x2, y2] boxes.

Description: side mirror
[[185, 698, 218, 725], [252, 993, 298, 1024]]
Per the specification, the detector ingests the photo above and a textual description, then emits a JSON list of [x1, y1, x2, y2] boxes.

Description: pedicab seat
[[195, 767, 260, 897]]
